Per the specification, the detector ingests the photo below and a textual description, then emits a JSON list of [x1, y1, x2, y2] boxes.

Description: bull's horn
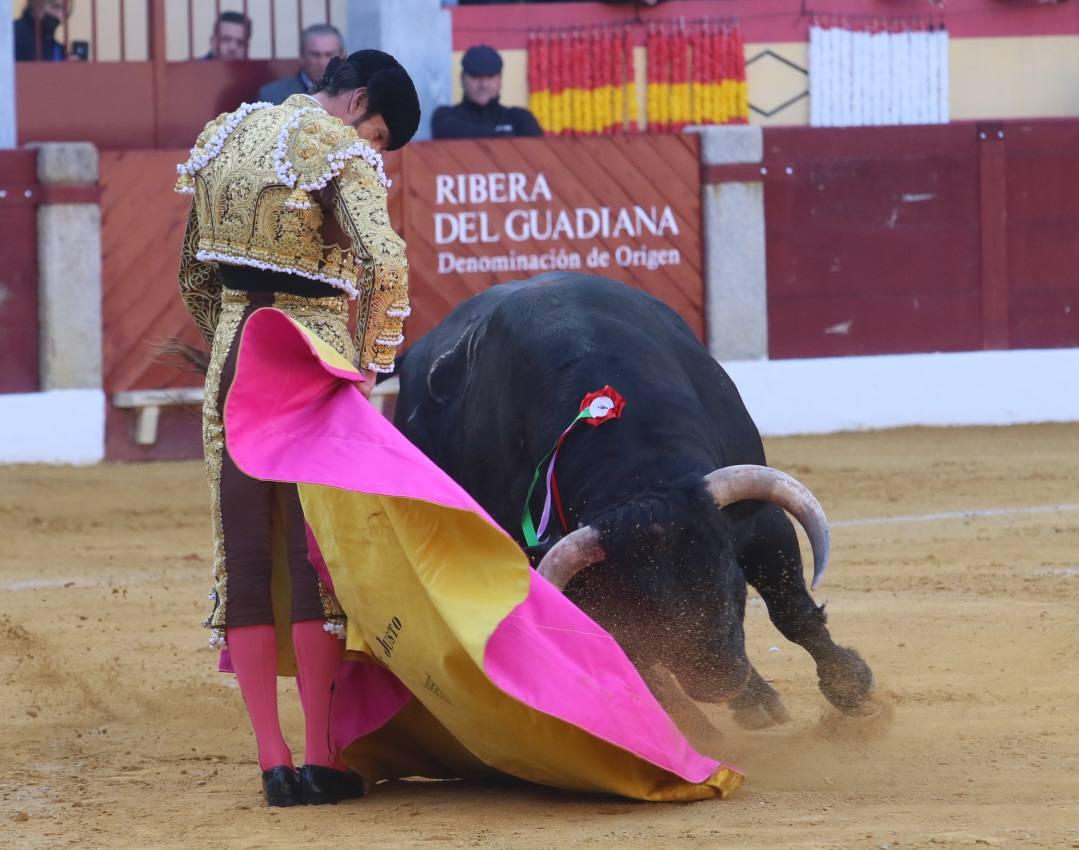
[[536, 526, 605, 590], [703, 465, 831, 590]]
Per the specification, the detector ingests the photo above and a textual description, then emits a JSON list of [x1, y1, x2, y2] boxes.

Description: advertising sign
[[397, 134, 704, 341]]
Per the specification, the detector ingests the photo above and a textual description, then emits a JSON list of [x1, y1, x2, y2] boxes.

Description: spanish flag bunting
[[526, 19, 746, 136]]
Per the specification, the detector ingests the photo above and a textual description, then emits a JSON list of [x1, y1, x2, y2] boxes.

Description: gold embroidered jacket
[[176, 94, 409, 373]]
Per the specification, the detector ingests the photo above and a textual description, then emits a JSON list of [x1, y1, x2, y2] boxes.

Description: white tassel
[[176, 101, 274, 179], [323, 621, 347, 639]]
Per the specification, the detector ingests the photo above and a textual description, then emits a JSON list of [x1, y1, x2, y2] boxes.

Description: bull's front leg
[[639, 663, 726, 757], [736, 505, 876, 716], [728, 666, 792, 729]]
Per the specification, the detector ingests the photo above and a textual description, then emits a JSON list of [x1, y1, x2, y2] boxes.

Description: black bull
[[394, 274, 875, 730]]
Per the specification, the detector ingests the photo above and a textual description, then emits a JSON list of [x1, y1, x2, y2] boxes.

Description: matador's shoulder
[[278, 100, 392, 193], [174, 100, 277, 193]]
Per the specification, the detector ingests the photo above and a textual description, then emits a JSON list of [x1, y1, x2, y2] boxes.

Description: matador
[[176, 50, 420, 807]]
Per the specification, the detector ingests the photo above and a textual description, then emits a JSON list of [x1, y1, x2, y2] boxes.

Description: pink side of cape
[[223, 308, 728, 784]]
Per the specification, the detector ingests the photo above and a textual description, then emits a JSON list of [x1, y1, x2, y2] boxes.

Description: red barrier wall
[[1003, 121, 1079, 349], [16, 60, 298, 150], [759, 120, 1079, 359], [99, 134, 700, 459], [97, 122, 1079, 457]]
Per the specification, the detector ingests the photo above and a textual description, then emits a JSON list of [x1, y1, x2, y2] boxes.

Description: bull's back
[[396, 275, 764, 525]]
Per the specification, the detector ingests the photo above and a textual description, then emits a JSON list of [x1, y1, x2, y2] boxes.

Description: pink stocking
[[291, 620, 344, 769], [226, 625, 293, 771]]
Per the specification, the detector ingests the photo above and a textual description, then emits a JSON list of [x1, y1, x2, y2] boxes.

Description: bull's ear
[[424, 328, 473, 405], [523, 542, 553, 568]]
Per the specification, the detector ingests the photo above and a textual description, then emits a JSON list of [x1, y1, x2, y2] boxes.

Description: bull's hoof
[[817, 647, 875, 715], [729, 675, 791, 730], [847, 698, 882, 718], [817, 694, 895, 742], [731, 699, 790, 730]]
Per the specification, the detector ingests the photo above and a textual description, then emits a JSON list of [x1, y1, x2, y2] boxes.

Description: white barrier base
[[0, 389, 105, 464], [2, 349, 1077, 463], [725, 348, 1079, 436]]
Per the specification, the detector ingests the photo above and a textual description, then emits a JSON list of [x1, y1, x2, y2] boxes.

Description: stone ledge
[[687, 125, 763, 166], [33, 142, 99, 185]]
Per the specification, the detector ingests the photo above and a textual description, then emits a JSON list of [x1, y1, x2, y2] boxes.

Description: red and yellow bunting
[[528, 20, 747, 136], [528, 27, 636, 136], [649, 22, 747, 132]]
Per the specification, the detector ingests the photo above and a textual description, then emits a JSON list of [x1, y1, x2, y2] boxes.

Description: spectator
[[431, 45, 542, 139], [13, 0, 70, 62], [258, 24, 345, 104], [203, 11, 251, 60]]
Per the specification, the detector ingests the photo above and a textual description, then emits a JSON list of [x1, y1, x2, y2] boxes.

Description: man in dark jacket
[[14, 0, 68, 62], [258, 24, 345, 105], [431, 45, 542, 139]]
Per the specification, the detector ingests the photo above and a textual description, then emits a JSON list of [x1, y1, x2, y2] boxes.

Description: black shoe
[[261, 766, 301, 807], [298, 764, 366, 805]]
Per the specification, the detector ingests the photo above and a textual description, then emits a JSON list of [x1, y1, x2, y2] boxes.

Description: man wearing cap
[[431, 44, 543, 139]]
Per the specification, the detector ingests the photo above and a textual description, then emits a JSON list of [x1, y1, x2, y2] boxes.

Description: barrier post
[[36, 142, 103, 392], [694, 125, 769, 361]]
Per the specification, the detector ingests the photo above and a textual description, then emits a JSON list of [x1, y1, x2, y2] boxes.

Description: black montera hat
[[323, 49, 421, 150]]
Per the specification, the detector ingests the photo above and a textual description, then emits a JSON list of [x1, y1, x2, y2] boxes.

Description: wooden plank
[[1003, 121, 1079, 349], [763, 123, 983, 358], [978, 122, 1010, 349], [1009, 288, 1079, 350], [0, 151, 40, 393], [768, 292, 983, 359], [100, 150, 200, 395]]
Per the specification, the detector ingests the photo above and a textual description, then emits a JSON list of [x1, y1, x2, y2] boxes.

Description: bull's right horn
[[704, 465, 831, 590], [535, 526, 605, 591]]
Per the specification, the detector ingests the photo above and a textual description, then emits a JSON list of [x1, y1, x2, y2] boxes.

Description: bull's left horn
[[704, 465, 831, 589], [536, 526, 605, 590]]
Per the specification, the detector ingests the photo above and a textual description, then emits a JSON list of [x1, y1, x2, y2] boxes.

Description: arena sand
[[2, 425, 1077, 850]]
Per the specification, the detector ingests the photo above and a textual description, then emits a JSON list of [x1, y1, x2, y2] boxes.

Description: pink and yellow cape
[[223, 308, 743, 802]]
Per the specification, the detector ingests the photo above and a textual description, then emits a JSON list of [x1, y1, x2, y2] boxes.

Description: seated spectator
[[431, 45, 542, 139], [258, 24, 345, 104], [203, 11, 251, 60], [14, 0, 69, 62]]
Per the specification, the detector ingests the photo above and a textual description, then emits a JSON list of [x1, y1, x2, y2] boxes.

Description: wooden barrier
[[98, 133, 701, 459], [739, 120, 1079, 359], [95, 121, 1079, 459], [0, 151, 40, 394]]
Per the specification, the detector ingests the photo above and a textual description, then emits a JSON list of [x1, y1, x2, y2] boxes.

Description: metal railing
[[17, 0, 341, 63]]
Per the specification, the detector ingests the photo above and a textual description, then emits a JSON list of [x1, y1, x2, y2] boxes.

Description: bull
[[394, 274, 875, 734]]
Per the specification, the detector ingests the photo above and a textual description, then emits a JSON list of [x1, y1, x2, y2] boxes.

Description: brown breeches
[[202, 289, 355, 634], [213, 294, 325, 627]]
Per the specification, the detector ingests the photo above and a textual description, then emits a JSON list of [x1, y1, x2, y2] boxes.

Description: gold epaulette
[[275, 108, 392, 210]]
